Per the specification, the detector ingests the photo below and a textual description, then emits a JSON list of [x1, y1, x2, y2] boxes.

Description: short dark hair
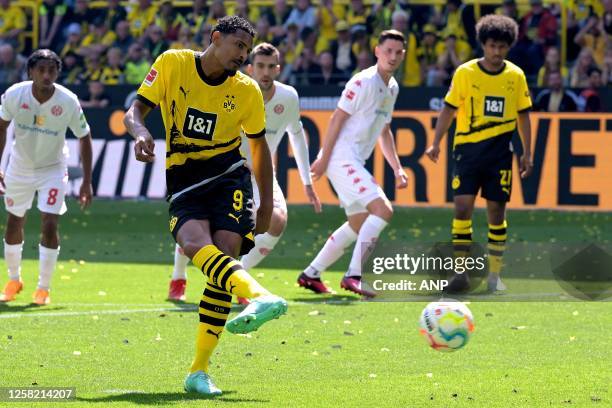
[[250, 42, 280, 63], [378, 29, 406, 46], [476, 14, 518, 46], [211, 15, 256, 41], [27, 49, 62, 72]]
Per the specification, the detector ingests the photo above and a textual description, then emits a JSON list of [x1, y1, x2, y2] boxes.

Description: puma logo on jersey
[[179, 86, 189, 98], [228, 213, 242, 223], [206, 329, 221, 339]]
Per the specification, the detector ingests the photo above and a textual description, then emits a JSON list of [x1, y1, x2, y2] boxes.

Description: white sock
[[172, 244, 190, 280], [4, 240, 23, 281], [38, 244, 59, 290], [346, 215, 388, 278], [241, 232, 281, 271], [307, 222, 358, 278]]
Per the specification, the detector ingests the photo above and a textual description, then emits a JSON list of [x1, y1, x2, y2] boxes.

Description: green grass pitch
[[0, 200, 610, 407]]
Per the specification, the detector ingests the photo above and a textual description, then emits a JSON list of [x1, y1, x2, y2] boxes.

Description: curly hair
[[27, 49, 62, 73], [211, 15, 256, 41], [476, 14, 518, 46]]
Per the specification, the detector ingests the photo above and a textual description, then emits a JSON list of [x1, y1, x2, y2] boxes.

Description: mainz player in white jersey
[[0, 49, 93, 305], [168, 43, 321, 302], [300, 30, 409, 297]]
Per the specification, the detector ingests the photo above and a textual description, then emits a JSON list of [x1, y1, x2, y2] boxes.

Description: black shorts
[[168, 165, 255, 256], [452, 150, 513, 202]]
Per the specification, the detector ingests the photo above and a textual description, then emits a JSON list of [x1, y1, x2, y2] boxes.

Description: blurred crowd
[[0, 0, 610, 111]]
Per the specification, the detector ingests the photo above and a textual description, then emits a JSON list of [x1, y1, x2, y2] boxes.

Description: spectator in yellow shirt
[[100, 47, 125, 85], [170, 26, 201, 51], [0, 0, 26, 51], [575, 16, 608, 68], [316, 0, 346, 43], [127, 0, 158, 38], [537, 47, 569, 87], [80, 17, 117, 59]]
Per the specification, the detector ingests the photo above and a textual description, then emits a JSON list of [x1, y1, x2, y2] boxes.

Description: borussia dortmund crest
[[223, 94, 236, 113]]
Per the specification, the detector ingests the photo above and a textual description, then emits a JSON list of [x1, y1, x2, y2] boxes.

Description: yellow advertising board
[[278, 111, 612, 211]]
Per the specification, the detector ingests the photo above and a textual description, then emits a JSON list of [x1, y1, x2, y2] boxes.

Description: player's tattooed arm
[[250, 135, 273, 233], [0, 118, 9, 194], [517, 111, 533, 178], [426, 104, 457, 163], [124, 100, 155, 163]]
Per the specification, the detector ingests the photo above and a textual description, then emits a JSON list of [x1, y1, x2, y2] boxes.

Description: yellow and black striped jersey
[[136, 49, 266, 199], [445, 59, 531, 152]]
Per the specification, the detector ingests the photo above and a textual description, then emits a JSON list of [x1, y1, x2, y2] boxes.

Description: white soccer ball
[[419, 300, 475, 352]]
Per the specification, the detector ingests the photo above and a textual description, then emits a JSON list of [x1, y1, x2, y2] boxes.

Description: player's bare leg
[[178, 220, 287, 395], [486, 200, 508, 292], [446, 195, 477, 294], [342, 198, 393, 297], [1, 213, 26, 302]]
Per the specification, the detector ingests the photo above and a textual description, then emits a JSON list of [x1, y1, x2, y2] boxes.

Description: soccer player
[[425, 14, 533, 292], [123, 16, 288, 396], [0, 49, 93, 305], [300, 30, 409, 297], [168, 42, 321, 302]]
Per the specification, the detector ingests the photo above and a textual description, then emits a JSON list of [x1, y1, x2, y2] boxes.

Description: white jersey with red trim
[[0, 81, 90, 171], [331, 65, 399, 163], [242, 80, 312, 185]]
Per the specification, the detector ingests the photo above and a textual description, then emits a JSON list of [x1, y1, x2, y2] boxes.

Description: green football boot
[[184, 371, 222, 396], [226, 295, 288, 334]]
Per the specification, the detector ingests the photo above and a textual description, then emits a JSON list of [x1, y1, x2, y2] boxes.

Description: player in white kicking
[[299, 30, 408, 297], [0, 49, 93, 305], [168, 42, 321, 301]]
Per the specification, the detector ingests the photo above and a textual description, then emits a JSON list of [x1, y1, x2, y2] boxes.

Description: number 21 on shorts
[[500, 170, 511, 195]]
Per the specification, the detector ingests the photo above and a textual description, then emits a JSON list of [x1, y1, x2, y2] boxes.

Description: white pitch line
[[0, 307, 195, 319]]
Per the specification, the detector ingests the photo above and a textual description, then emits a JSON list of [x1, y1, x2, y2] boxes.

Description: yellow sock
[[452, 218, 473, 257], [487, 221, 507, 274], [192, 245, 270, 299], [190, 283, 232, 373]]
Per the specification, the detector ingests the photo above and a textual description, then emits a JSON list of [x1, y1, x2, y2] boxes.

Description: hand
[[134, 135, 155, 162], [0, 170, 5, 196], [305, 185, 322, 213], [519, 154, 533, 178], [425, 144, 440, 163], [309, 157, 328, 181], [79, 181, 93, 210], [255, 204, 272, 234], [395, 169, 408, 189]]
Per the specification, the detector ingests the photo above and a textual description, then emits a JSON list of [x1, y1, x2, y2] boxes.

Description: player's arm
[[78, 133, 93, 209], [124, 99, 155, 162], [517, 111, 533, 178], [378, 124, 408, 189], [0, 118, 9, 193], [287, 104, 321, 212], [249, 134, 273, 233], [310, 107, 350, 180], [426, 104, 457, 163]]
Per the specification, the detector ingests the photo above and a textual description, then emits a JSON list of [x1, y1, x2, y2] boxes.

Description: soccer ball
[[419, 300, 475, 352]]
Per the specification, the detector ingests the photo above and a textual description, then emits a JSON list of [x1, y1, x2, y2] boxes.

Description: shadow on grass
[[290, 294, 360, 305], [76, 390, 269, 404], [0, 302, 65, 313]]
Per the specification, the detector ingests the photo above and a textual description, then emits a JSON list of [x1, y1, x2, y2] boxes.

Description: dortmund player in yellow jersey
[[426, 15, 533, 293], [123, 16, 288, 396]]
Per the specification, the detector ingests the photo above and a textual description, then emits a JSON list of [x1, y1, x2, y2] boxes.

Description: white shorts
[[4, 164, 68, 217], [252, 174, 287, 214], [326, 158, 387, 216]]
